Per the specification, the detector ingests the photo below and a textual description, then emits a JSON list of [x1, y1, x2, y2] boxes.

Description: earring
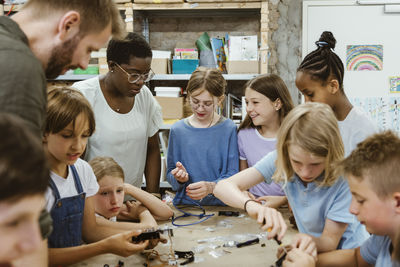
[[110, 70, 114, 73]]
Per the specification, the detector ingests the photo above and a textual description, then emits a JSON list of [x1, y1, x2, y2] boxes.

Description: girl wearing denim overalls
[[43, 87, 149, 266]]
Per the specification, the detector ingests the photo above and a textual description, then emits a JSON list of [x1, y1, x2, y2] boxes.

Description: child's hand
[[256, 196, 287, 209], [146, 234, 168, 250], [186, 181, 215, 200], [119, 200, 144, 220], [283, 248, 316, 267], [291, 233, 317, 261], [171, 162, 189, 183], [246, 202, 287, 241], [105, 230, 149, 257]]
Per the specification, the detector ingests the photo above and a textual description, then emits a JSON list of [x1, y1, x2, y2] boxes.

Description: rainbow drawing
[[346, 45, 383, 71]]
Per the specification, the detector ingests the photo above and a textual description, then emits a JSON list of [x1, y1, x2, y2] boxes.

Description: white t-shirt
[[45, 158, 99, 212], [95, 213, 117, 222], [72, 77, 163, 188], [338, 106, 378, 156]]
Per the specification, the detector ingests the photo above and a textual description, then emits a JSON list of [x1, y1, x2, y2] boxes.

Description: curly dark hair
[[106, 32, 152, 65]]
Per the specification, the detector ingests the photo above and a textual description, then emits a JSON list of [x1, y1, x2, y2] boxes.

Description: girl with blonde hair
[[214, 102, 369, 255], [90, 156, 173, 224]]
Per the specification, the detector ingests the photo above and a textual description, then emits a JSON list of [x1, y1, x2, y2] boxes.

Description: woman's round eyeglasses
[[114, 63, 155, 83]]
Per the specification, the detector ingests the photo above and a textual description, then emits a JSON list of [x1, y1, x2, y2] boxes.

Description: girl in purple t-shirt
[[238, 74, 294, 207]]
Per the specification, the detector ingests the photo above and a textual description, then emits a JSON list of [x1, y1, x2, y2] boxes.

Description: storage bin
[[73, 65, 99, 75], [172, 59, 199, 74], [155, 87, 181, 97]]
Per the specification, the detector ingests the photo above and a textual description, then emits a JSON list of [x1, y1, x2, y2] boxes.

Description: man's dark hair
[[107, 32, 152, 65], [0, 113, 49, 202]]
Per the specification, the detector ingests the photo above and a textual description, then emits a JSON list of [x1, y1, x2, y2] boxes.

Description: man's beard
[[45, 35, 80, 79]]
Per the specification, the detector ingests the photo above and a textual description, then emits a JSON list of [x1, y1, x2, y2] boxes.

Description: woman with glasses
[[72, 33, 163, 194], [166, 67, 239, 206]]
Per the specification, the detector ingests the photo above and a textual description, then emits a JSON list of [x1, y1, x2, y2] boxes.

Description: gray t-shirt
[[0, 16, 46, 138]]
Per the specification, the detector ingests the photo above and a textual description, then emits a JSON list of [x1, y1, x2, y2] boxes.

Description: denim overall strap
[[48, 165, 86, 248]]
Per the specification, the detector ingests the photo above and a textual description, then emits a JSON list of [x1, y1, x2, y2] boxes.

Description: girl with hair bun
[[296, 31, 377, 156]]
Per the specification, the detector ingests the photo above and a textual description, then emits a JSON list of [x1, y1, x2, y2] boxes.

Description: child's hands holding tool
[[244, 200, 287, 241], [282, 248, 316, 267], [290, 233, 317, 261]]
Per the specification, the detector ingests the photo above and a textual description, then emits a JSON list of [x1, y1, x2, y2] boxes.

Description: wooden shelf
[[132, 2, 261, 10], [2, 3, 23, 12], [52, 73, 258, 81], [2, 2, 131, 12]]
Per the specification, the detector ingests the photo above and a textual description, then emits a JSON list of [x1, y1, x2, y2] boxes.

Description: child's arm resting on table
[[123, 183, 173, 220], [49, 231, 148, 266], [293, 219, 348, 253], [317, 247, 372, 267], [98, 204, 158, 231]]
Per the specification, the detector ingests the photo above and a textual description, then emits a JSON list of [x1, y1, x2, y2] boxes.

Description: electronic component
[[218, 210, 240, 217], [132, 227, 174, 242], [132, 230, 160, 242]]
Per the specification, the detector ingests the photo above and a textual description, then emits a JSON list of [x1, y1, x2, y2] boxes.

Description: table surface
[[71, 206, 298, 267]]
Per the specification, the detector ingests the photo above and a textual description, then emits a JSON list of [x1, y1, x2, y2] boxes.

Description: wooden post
[[260, 0, 269, 74]]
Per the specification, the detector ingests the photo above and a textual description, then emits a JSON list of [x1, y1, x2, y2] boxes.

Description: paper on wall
[[229, 35, 258, 61]]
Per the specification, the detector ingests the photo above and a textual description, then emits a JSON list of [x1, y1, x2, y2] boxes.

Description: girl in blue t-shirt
[[214, 102, 369, 255], [238, 74, 293, 207], [166, 67, 239, 206]]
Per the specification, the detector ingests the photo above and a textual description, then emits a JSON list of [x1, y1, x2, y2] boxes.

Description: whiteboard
[[303, 0, 400, 98]]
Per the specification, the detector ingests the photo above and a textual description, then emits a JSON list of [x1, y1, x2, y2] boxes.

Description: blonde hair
[[23, 0, 125, 39], [45, 87, 95, 135], [272, 102, 344, 186], [339, 131, 400, 199], [89, 157, 124, 182]]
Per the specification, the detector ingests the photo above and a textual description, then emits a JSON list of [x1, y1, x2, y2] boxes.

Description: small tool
[[267, 228, 288, 267], [236, 237, 260, 248]]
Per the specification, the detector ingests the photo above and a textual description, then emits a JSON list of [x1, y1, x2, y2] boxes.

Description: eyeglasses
[[114, 63, 155, 83], [189, 98, 215, 110]]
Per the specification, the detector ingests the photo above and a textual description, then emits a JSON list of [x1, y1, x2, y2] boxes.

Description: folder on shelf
[[210, 37, 227, 73]]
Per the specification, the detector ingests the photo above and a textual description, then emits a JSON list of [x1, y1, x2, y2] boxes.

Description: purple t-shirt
[[237, 127, 284, 197]]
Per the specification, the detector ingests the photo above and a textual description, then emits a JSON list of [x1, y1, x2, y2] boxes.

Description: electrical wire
[[6, 4, 15, 16]]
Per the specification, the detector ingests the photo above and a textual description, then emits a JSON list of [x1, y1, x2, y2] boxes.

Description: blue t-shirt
[[254, 150, 369, 249], [361, 235, 396, 267], [166, 118, 239, 205]]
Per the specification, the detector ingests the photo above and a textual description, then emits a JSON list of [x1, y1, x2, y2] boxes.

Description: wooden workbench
[[71, 206, 297, 267]]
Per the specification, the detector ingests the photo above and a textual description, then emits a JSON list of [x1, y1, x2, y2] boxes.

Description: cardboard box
[[151, 58, 169, 74], [155, 96, 184, 119], [226, 60, 259, 74]]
